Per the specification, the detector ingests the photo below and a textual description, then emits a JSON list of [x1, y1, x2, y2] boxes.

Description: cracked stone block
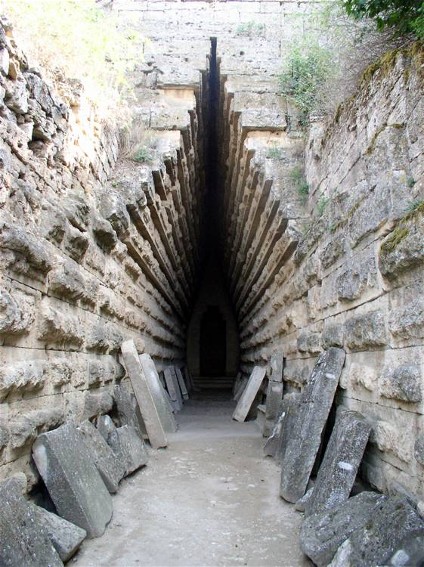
[[121, 340, 168, 449], [31, 505, 87, 562], [139, 355, 177, 433], [280, 347, 345, 503], [0, 477, 63, 566], [329, 496, 424, 567], [300, 491, 385, 567], [233, 366, 267, 422], [77, 420, 126, 493], [32, 422, 113, 538], [305, 409, 371, 517], [380, 364, 422, 402]]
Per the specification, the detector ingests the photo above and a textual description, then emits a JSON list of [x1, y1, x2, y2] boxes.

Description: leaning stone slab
[[114, 382, 147, 439], [305, 408, 371, 517], [77, 420, 126, 493], [329, 496, 424, 567], [233, 366, 267, 422], [121, 340, 167, 449], [234, 376, 248, 402], [175, 367, 189, 401], [264, 358, 284, 437], [139, 354, 177, 433], [109, 425, 149, 476], [280, 347, 345, 503], [263, 393, 300, 461], [164, 366, 183, 411], [32, 421, 113, 538], [32, 505, 87, 562], [0, 477, 63, 566], [300, 491, 385, 567]]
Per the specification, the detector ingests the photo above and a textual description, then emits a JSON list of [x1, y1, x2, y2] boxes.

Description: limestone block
[[322, 321, 345, 349], [77, 420, 126, 493], [92, 216, 117, 252], [164, 366, 184, 412], [345, 310, 387, 350], [379, 213, 424, 279], [114, 382, 146, 438], [82, 390, 114, 421], [280, 348, 345, 503], [32, 422, 113, 538], [110, 425, 149, 476], [233, 366, 267, 422], [380, 364, 422, 403], [48, 263, 95, 305], [0, 478, 63, 566], [373, 419, 414, 464], [320, 237, 345, 271], [87, 322, 123, 354], [62, 194, 90, 231], [38, 304, 84, 347], [31, 505, 87, 562], [0, 222, 52, 276], [63, 226, 90, 262], [0, 288, 35, 335], [329, 497, 424, 567], [389, 298, 424, 341], [0, 360, 45, 401], [336, 257, 378, 302], [300, 492, 385, 567], [414, 435, 424, 466], [264, 354, 284, 437], [0, 422, 10, 449], [305, 409, 371, 516], [297, 331, 321, 354], [139, 355, 177, 433], [121, 340, 167, 449], [5, 77, 28, 113], [9, 407, 63, 449]]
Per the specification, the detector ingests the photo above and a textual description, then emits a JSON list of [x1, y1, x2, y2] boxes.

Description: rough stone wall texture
[[1, 0, 423, 506]]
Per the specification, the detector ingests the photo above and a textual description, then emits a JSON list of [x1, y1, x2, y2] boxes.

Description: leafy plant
[[266, 145, 284, 160], [132, 146, 154, 164], [289, 165, 309, 204], [317, 196, 329, 216], [236, 21, 266, 37], [342, 0, 424, 39], [278, 41, 334, 125], [405, 199, 424, 214]]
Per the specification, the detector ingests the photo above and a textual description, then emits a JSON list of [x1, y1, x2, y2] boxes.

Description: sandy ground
[[73, 393, 311, 567]]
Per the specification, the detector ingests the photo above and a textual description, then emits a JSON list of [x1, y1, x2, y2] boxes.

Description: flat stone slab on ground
[[233, 366, 267, 422], [32, 421, 113, 538], [121, 340, 167, 449], [280, 347, 345, 503], [329, 496, 424, 567], [305, 408, 371, 516], [0, 477, 63, 567], [139, 354, 177, 432], [301, 491, 385, 567], [78, 420, 126, 493], [32, 505, 87, 562]]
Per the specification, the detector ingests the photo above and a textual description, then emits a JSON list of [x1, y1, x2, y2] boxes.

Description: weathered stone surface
[[114, 382, 147, 439], [329, 496, 424, 567], [32, 505, 87, 562], [414, 434, 424, 466], [121, 340, 167, 449], [344, 310, 387, 350], [0, 288, 34, 335], [233, 366, 267, 422], [32, 422, 113, 538], [300, 491, 385, 567], [388, 534, 424, 566], [164, 366, 184, 412], [175, 367, 189, 401], [0, 478, 63, 567], [379, 213, 424, 278], [110, 425, 149, 476], [305, 409, 371, 516], [263, 393, 300, 461], [264, 353, 284, 437], [280, 348, 345, 503], [380, 364, 422, 403], [139, 354, 177, 433], [77, 420, 126, 493]]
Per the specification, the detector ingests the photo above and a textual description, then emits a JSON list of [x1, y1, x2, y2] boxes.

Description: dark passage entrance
[[200, 305, 227, 376]]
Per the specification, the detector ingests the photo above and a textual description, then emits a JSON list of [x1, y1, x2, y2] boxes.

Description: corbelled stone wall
[[0, 0, 423, 505]]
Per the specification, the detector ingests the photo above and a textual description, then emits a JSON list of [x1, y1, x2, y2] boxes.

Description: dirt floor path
[[73, 394, 310, 567]]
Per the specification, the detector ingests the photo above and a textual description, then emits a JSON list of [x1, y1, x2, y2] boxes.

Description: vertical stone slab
[[32, 422, 113, 538], [77, 420, 126, 493], [233, 366, 267, 422], [164, 366, 183, 412], [114, 382, 147, 439], [0, 478, 63, 567], [139, 354, 177, 432], [175, 367, 189, 400], [264, 353, 284, 437], [280, 347, 345, 503], [263, 393, 300, 461], [113, 425, 149, 475], [305, 409, 372, 517], [329, 496, 424, 567], [121, 340, 167, 449]]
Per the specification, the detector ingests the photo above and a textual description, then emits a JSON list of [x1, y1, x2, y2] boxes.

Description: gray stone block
[[175, 367, 189, 400], [264, 354, 284, 437], [263, 393, 300, 461], [139, 354, 177, 433], [121, 340, 167, 449], [329, 496, 424, 567], [114, 382, 147, 439], [164, 366, 183, 411], [77, 420, 126, 493], [280, 347, 345, 503], [233, 376, 248, 402], [110, 425, 149, 476], [388, 534, 424, 566], [305, 409, 371, 517], [0, 478, 63, 566], [32, 422, 113, 538], [233, 366, 267, 422], [32, 505, 87, 562], [301, 491, 385, 567]]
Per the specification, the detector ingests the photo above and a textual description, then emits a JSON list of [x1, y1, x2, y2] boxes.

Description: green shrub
[[132, 146, 154, 164], [266, 145, 284, 160], [236, 21, 266, 37], [289, 165, 309, 204], [278, 41, 334, 124]]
